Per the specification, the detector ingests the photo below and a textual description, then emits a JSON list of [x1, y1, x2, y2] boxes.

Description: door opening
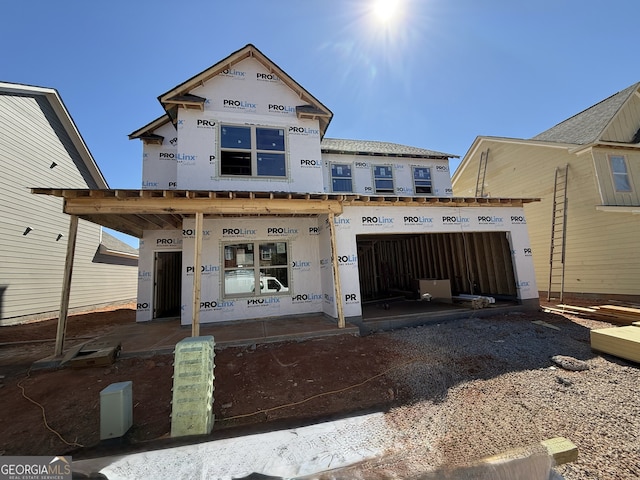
[[154, 251, 182, 318]]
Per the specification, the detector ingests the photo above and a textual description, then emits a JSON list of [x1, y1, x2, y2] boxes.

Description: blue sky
[[3, 1, 639, 246]]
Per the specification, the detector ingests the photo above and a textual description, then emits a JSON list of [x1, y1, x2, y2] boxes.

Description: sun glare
[[372, 0, 402, 24]]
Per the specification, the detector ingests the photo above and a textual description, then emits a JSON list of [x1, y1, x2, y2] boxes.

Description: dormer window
[[331, 163, 352, 192], [609, 155, 632, 192], [412, 167, 433, 195], [373, 165, 394, 194], [220, 124, 286, 177]]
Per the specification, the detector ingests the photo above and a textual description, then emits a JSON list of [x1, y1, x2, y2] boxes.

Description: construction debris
[[551, 355, 589, 371], [61, 337, 122, 368], [547, 303, 640, 325]]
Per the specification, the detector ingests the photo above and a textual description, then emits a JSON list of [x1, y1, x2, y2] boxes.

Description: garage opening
[[154, 251, 182, 318], [356, 232, 517, 314]]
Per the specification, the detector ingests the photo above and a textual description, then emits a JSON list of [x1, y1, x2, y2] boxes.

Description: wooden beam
[[328, 213, 346, 328], [192, 213, 204, 337], [54, 215, 78, 357], [63, 197, 343, 216]]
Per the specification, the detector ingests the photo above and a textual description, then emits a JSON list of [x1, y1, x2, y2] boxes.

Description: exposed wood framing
[[54, 215, 78, 357], [191, 213, 204, 337], [328, 212, 345, 328]]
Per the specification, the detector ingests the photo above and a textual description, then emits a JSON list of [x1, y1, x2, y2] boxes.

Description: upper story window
[[609, 155, 632, 192], [220, 125, 286, 177], [331, 163, 352, 192], [373, 165, 394, 194], [412, 167, 432, 195]]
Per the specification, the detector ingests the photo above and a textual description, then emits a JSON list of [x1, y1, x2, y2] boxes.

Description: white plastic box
[[100, 381, 133, 440]]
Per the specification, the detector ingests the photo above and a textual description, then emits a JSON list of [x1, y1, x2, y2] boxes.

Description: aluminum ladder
[[475, 149, 489, 197], [547, 164, 569, 302]]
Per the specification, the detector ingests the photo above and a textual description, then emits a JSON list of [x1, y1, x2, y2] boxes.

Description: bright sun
[[372, 0, 402, 24]]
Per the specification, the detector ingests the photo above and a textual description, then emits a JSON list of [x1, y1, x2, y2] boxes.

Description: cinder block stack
[[170, 335, 215, 437]]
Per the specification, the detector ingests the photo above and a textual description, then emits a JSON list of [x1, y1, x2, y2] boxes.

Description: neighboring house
[[0, 82, 138, 325], [35, 44, 539, 329], [452, 82, 640, 303]]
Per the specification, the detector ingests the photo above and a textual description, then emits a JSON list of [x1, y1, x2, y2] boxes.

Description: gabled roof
[[157, 44, 333, 137], [0, 81, 108, 188], [532, 82, 640, 145], [100, 230, 138, 258], [321, 138, 457, 159], [128, 115, 173, 144]]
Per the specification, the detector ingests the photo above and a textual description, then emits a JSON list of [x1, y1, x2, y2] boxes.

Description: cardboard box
[[415, 279, 452, 303]]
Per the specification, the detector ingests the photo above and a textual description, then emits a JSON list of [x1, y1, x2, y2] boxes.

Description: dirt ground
[[0, 306, 402, 459], [0, 301, 638, 479]]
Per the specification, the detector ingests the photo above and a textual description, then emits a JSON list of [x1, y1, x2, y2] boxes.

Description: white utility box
[[100, 381, 133, 440]]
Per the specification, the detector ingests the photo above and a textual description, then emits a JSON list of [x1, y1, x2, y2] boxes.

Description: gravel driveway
[[367, 310, 640, 479]]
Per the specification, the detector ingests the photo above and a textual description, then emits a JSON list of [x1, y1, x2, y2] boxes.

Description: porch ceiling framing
[[31, 188, 539, 356], [32, 188, 539, 239]]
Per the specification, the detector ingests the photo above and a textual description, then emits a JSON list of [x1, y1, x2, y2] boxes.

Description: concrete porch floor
[[32, 299, 535, 369], [33, 314, 359, 368]]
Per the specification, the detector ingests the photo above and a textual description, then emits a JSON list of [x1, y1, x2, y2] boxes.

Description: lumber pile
[[554, 304, 640, 325], [591, 326, 640, 364]]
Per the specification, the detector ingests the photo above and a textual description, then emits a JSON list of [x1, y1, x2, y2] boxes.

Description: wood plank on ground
[[591, 326, 640, 363]]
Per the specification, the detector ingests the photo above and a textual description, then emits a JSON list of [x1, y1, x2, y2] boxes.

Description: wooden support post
[[191, 212, 204, 337], [54, 215, 78, 357], [328, 213, 345, 328]]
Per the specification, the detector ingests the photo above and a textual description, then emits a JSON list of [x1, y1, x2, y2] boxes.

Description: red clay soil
[[0, 306, 402, 459]]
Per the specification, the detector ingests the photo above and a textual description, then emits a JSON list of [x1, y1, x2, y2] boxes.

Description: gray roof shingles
[[321, 138, 457, 158], [532, 82, 640, 145]]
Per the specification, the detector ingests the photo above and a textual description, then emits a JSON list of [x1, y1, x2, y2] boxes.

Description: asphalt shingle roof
[[321, 138, 457, 158], [532, 82, 640, 145]]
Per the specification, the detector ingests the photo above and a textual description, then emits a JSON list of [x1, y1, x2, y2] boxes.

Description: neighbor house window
[[220, 125, 286, 177], [412, 167, 432, 194], [223, 241, 289, 297], [609, 155, 632, 192], [331, 163, 353, 192], [373, 165, 394, 194]]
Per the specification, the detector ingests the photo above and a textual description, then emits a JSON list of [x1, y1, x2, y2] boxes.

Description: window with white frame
[[609, 155, 632, 192], [223, 241, 289, 297], [331, 163, 353, 192], [373, 165, 394, 194], [220, 125, 286, 177], [412, 166, 432, 194]]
